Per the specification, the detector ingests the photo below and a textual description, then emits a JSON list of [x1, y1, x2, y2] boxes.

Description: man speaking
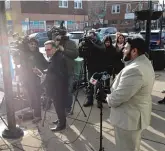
[[106, 37, 155, 151]]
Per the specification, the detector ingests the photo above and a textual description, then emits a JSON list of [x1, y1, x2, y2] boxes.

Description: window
[[153, 4, 158, 11], [126, 3, 131, 13], [5, 0, 11, 10], [59, 0, 68, 8], [69, 33, 83, 39], [112, 4, 120, 14], [111, 20, 117, 24], [138, 2, 143, 11], [74, 0, 82, 9], [43, 32, 48, 37]]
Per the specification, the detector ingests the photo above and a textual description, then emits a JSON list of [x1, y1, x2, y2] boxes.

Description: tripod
[[70, 58, 87, 117], [96, 81, 107, 151]]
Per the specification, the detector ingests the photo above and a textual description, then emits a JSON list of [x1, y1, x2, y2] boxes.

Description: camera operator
[[19, 36, 48, 123], [47, 23, 78, 114], [79, 30, 106, 108]]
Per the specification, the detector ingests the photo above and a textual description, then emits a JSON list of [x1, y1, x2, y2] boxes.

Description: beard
[[123, 51, 132, 62]]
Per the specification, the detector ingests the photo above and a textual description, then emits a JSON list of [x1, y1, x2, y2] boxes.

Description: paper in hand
[[40, 74, 46, 84]]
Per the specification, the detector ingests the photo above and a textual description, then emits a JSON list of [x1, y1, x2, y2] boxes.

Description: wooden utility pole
[[0, 1, 23, 139], [159, 0, 164, 47], [145, 0, 152, 54]]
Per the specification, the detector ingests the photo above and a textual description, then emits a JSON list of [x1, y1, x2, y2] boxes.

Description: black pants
[[25, 76, 41, 118], [51, 81, 67, 126], [52, 99, 66, 126]]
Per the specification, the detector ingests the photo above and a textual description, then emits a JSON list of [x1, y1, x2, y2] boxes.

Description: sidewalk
[[0, 71, 165, 151]]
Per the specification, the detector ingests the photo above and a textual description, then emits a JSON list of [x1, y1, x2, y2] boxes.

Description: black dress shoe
[[83, 101, 93, 107], [102, 100, 107, 104], [52, 120, 59, 125], [50, 124, 66, 132], [158, 99, 165, 104]]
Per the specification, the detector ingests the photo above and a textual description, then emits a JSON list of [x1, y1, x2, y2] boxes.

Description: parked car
[[96, 27, 117, 40], [29, 32, 49, 47], [140, 30, 165, 49], [67, 31, 84, 45]]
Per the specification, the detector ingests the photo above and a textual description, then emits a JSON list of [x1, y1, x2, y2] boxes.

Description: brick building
[[88, 0, 160, 32], [5, 0, 88, 35]]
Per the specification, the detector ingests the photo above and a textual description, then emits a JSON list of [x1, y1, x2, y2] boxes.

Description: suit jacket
[[44, 51, 68, 99], [107, 55, 155, 130]]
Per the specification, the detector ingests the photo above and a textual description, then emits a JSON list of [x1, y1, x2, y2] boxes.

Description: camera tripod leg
[[42, 97, 50, 127], [70, 97, 76, 115], [0, 115, 8, 128], [76, 97, 87, 117], [70, 88, 87, 117]]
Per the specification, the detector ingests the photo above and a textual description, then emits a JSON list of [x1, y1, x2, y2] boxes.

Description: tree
[[88, 1, 107, 27]]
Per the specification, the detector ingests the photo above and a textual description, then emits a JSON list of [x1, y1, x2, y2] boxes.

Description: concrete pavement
[[0, 71, 165, 151]]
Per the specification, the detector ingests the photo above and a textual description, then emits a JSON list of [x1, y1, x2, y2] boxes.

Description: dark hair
[[116, 34, 126, 44], [103, 35, 112, 45], [22, 36, 38, 46], [126, 37, 147, 55], [28, 37, 38, 46], [88, 30, 97, 36]]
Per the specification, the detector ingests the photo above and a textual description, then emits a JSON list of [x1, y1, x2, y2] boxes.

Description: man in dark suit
[[34, 40, 68, 132]]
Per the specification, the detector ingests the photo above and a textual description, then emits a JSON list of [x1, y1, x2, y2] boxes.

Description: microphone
[[90, 72, 110, 85]]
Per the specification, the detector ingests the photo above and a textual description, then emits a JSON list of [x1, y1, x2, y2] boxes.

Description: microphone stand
[[97, 81, 105, 151]]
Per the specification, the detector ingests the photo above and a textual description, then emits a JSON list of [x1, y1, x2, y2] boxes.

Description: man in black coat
[[34, 40, 68, 132]]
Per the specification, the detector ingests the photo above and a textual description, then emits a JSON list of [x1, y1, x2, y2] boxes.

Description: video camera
[[47, 21, 68, 42], [78, 33, 94, 58]]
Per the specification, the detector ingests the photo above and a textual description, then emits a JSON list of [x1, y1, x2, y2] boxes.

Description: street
[[0, 71, 164, 151]]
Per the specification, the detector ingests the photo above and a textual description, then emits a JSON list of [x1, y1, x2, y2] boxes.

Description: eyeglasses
[[45, 48, 52, 52], [56, 38, 61, 41]]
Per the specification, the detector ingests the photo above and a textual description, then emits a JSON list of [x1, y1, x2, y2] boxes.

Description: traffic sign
[[125, 13, 135, 19]]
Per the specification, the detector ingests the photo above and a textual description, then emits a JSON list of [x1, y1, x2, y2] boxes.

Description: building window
[[138, 2, 143, 11], [126, 3, 131, 13], [44, 0, 50, 3], [153, 4, 158, 11], [5, 0, 11, 10], [111, 20, 117, 25], [112, 4, 120, 14], [59, 0, 68, 8], [74, 0, 82, 9]]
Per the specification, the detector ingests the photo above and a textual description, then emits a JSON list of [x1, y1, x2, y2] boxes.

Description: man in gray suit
[[106, 37, 155, 151]]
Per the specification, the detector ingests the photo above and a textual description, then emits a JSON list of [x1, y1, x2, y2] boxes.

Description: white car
[[67, 31, 84, 45]]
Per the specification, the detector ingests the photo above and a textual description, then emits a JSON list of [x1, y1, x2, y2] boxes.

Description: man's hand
[[59, 45, 64, 51], [106, 94, 110, 103], [32, 67, 43, 77]]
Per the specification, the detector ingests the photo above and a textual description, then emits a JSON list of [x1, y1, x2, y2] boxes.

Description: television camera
[[47, 21, 69, 44]]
